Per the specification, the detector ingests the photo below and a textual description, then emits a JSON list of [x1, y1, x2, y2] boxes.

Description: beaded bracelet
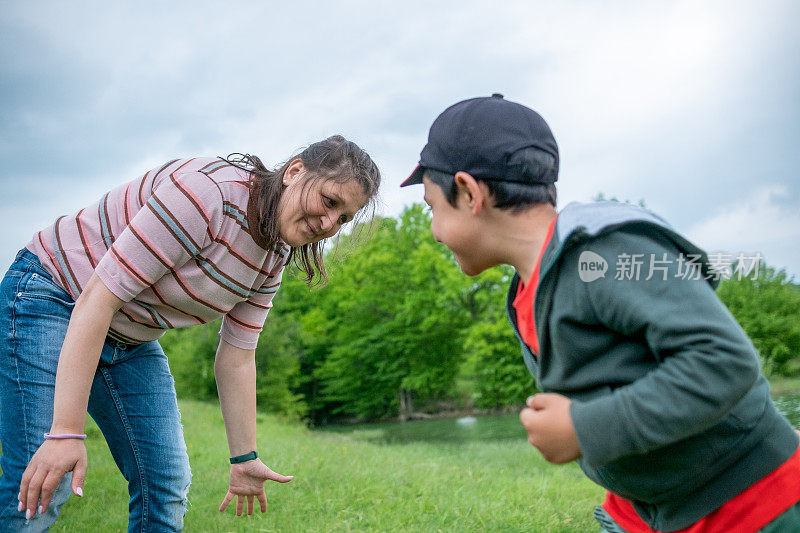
[[44, 433, 87, 440]]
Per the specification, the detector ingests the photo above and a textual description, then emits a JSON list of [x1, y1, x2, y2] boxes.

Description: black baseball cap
[[401, 93, 559, 187]]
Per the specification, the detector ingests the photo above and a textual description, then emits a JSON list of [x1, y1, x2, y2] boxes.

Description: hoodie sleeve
[[568, 230, 761, 469]]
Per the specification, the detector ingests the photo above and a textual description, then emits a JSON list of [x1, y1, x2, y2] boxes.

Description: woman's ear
[[454, 171, 487, 214], [283, 159, 306, 185]]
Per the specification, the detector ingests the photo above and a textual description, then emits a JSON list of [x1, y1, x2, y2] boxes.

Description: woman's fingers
[[218, 491, 234, 512], [24, 466, 47, 519], [18, 440, 88, 518], [264, 467, 293, 483], [37, 469, 65, 514], [18, 461, 39, 512], [222, 461, 289, 516], [257, 492, 267, 513], [72, 450, 87, 497]]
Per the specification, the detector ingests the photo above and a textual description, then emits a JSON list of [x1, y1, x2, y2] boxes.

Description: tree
[[161, 270, 311, 419], [310, 206, 472, 420], [717, 264, 800, 376], [592, 192, 647, 208], [460, 266, 537, 407], [160, 321, 220, 401]]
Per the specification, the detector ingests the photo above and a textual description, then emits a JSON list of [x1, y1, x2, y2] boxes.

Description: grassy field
[[50, 400, 603, 532], [769, 376, 800, 396]]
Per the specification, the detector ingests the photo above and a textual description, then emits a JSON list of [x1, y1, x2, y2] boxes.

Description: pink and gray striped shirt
[[27, 157, 289, 350]]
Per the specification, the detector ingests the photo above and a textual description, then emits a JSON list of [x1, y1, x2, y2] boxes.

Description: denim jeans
[[0, 249, 191, 532]]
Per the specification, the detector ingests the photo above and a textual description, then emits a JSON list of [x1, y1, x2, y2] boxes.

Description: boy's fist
[[519, 393, 582, 464]]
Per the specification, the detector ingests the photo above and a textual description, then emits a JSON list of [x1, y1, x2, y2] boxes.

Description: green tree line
[[160, 204, 800, 423]]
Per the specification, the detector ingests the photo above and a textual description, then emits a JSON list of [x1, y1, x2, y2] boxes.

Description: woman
[[0, 135, 381, 531]]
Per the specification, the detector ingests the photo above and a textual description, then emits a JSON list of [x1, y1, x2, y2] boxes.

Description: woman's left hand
[[218, 459, 293, 515]]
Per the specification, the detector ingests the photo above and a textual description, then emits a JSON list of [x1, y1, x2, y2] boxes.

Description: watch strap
[[230, 450, 258, 464]]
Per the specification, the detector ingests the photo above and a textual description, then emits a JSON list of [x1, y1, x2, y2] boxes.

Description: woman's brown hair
[[225, 135, 381, 285]]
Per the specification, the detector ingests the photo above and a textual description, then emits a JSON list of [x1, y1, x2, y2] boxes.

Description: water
[[775, 392, 800, 429], [322, 393, 800, 445], [323, 412, 526, 445]]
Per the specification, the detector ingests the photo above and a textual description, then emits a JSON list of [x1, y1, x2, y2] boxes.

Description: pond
[[774, 393, 800, 430], [324, 412, 526, 445], [322, 393, 800, 446]]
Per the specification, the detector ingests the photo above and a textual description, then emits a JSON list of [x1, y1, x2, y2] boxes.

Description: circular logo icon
[[578, 251, 608, 282]]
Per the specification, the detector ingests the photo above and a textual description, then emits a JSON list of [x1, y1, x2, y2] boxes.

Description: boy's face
[[422, 175, 492, 276]]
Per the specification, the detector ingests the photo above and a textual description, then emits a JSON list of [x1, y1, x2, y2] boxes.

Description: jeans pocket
[[18, 271, 75, 307]]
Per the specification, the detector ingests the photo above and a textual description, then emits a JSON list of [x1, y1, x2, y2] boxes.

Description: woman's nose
[[320, 211, 337, 232]]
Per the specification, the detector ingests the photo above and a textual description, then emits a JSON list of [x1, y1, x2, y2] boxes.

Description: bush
[[717, 265, 800, 376]]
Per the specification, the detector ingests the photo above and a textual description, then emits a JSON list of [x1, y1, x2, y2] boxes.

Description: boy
[[401, 94, 800, 532]]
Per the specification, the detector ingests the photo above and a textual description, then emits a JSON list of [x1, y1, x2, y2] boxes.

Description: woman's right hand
[[18, 438, 87, 519]]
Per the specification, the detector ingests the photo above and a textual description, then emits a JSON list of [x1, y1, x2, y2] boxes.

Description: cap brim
[[400, 164, 424, 187]]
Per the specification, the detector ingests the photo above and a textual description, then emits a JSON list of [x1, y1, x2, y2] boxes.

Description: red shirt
[[512, 217, 557, 354], [603, 444, 800, 532]]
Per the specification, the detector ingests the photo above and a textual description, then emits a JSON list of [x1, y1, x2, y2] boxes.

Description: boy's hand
[[519, 393, 582, 464]]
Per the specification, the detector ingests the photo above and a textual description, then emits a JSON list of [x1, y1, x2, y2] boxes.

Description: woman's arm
[[51, 274, 124, 433], [214, 340, 292, 516], [214, 340, 258, 456], [19, 273, 123, 518]]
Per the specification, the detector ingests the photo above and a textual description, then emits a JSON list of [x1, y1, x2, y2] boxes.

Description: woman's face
[[277, 160, 368, 247]]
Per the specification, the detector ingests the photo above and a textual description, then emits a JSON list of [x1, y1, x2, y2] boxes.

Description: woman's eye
[[338, 214, 348, 224], [323, 196, 335, 208]]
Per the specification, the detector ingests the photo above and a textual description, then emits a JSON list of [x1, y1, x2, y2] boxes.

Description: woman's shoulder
[[190, 158, 252, 195], [159, 157, 246, 180], [154, 157, 249, 199]]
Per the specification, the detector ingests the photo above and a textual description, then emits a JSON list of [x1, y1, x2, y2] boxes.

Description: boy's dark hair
[[425, 147, 557, 211]]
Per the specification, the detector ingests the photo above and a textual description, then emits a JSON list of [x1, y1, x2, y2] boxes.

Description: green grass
[[769, 375, 800, 396], [52, 400, 604, 532]]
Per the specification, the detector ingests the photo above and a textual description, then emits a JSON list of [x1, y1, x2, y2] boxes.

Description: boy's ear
[[454, 171, 488, 215]]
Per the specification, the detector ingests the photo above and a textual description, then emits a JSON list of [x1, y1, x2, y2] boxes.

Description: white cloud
[[1, 0, 798, 276], [687, 185, 800, 277]]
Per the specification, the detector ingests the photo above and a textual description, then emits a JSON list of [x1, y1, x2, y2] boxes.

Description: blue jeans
[[0, 249, 191, 532]]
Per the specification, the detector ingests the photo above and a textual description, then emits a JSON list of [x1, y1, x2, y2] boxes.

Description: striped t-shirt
[[27, 157, 289, 350]]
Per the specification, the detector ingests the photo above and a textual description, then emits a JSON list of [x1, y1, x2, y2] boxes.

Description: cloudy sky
[[2, 1, 799, 277]]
